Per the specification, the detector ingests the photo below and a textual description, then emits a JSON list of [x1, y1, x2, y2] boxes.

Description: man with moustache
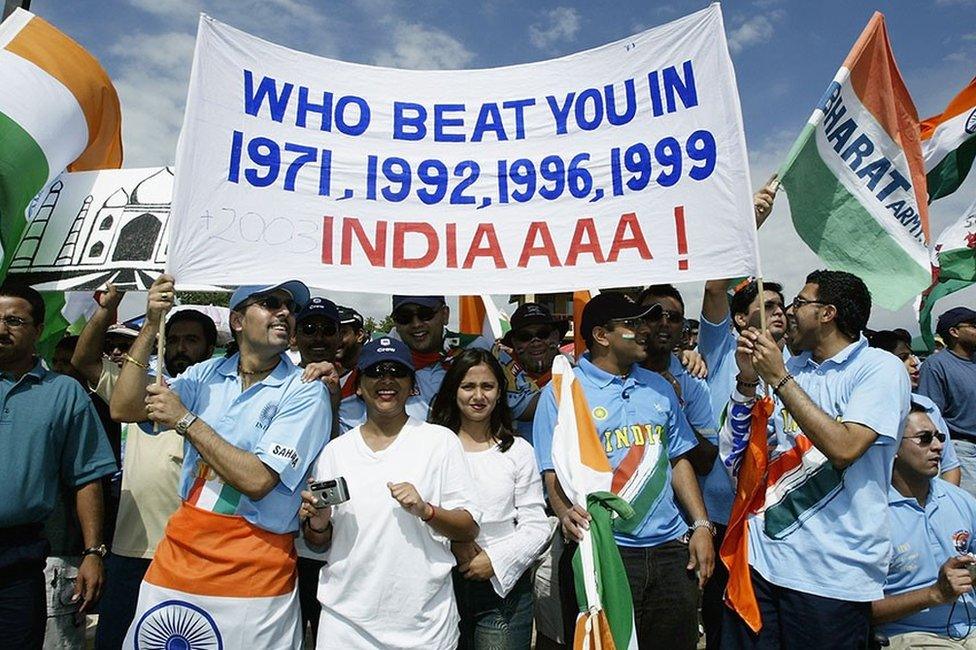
[[872, 402, 976, 649], [79, 305, 217, 650], [111, 275, 330, 649], [0, 283, 116, 649], [334, 305, 367, 374], [721, 270, 910, 648], [533, 292, 713, 649]]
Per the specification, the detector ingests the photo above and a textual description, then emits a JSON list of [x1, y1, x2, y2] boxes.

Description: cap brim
[[234, 280, 310, 311], [633, 303, 664, 319]]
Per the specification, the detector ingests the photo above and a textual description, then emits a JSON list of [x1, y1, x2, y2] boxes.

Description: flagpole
[[153, 317, 165, 433]]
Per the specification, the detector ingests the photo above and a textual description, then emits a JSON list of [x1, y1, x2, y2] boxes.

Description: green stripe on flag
[[213, 483, 243, 515], [927, 135, 976, 203], [613, 436, 670, 535], [763, 462, 843, 539], [920, 278, 974, 351], [781, 129, 932, 310], [0, 110, 49, 269]]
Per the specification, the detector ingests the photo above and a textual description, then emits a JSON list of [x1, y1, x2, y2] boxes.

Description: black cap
[[336, 305, 364, 330], [579, 293, 662, 348], [936, 307, 976, 339], [503, 302, 569, 345], [296, 297, 340, 325], [392, 295, 444, 311]]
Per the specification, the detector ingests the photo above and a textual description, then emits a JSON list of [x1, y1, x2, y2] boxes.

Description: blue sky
[[33, 0, 976, 332]]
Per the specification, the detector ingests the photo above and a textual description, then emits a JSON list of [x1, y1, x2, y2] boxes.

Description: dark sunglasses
[[252, 295, 299, 314], [362, 362, 412, 379], [905, 430, 946, 446], [392, 305, 440, 325], [645, 308, 684, 324], [511, 326, 555, 344], [299, 321, 338, 337]]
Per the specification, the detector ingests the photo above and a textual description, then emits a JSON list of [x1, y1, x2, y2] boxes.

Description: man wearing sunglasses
[[533, 292, 713, 649], [498, 302, 569, 445], [919, 307, 976, 498], [721, 270, 910, 648], [872, 401, 976, 648], [389, 295, 492, 416], [110, 275, 331, 649]]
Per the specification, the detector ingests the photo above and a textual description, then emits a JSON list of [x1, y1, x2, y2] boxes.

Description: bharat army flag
[[550, 356, 638, 650], [921, 76, 976, 203], [919, 195, 976, 349], [779, 12, 930, 310], [0, 8, 121, 270]]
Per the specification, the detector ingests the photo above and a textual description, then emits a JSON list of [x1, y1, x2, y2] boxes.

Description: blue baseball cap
[[229, 280, 310, 312], [296, 297, 340, 325], [392, 295, 445, 311], [356, 336, 415, 373]]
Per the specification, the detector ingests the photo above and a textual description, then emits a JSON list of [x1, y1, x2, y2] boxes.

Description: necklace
[[238, 359, 279, 376]]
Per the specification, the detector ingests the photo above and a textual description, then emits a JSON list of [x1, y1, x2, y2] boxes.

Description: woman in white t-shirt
[[299, 338, 481, 650], [429, 348, 551, 650]]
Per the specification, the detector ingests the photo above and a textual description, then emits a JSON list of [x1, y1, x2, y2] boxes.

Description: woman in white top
[[300, 337, 480, 649], [429, 348, 551, 649]]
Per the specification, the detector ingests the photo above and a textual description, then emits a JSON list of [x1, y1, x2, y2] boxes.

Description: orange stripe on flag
[[611, 444, 644, 494], [5, 15, 122, 170], [573, 611, 617, 650], [146, 502, 296, 598], [921, 77, 976, 138], [573, 291, 591, 359], [765, 434, 814, 486], [720, 396, 775, 634], [844, 12, 928, 241], [459, 295, 486, 336], [572, 378, 612, 473]]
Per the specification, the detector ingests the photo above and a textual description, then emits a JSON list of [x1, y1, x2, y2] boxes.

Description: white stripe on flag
[[0, 49, 88, 185], [0, 8, 30, 49]]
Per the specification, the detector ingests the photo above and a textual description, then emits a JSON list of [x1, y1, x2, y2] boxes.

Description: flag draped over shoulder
[[921, 77, 976, 203], [779, 12, 930, 310], [550, 356, 638, 650], [918, 196, 976, 349], [0, 8, 122, 356]]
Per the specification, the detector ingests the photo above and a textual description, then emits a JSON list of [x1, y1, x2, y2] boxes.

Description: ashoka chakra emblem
[[134, 599, 222, 650]]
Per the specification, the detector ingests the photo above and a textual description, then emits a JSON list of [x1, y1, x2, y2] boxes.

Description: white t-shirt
[[465, 437, 552, 597], [310, 418, 480, 650]]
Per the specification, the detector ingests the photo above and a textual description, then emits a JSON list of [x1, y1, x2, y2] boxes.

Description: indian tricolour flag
[[550, 356, 638, 650], [921, 76, 976, 203], [458, 294, 509, 341], [918, 196, 976, 349], [0, 8, 121, 355], [779, 12, 930, 310]]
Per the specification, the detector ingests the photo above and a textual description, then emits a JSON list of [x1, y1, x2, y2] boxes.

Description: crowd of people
[[2, 183, 976, 650]]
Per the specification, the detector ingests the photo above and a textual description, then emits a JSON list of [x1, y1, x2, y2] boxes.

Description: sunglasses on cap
[[905, 430, 946, 446], [362, 362, 413, 379], [511, 325, 555, 344], [249, 295, 299, 314], [392, 305, 440, 325], [299, 321, 338, 337]]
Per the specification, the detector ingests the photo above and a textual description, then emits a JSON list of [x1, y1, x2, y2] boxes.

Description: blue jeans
[[953, 439, 976, 499], [454, 570, 534, 649]]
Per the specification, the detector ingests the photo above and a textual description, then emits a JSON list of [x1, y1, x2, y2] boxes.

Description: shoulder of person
[[855, 345, 909, 375], [632, 364, 676, 393], [935, 477, 976, 511]]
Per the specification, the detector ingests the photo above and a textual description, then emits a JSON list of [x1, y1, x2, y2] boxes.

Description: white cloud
[[529, 7, 581, 52], [372, 22, 474, 69], [727, 13, 779, 54]]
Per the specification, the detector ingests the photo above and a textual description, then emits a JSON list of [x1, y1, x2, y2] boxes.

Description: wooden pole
[[153, 317, 165, 432]]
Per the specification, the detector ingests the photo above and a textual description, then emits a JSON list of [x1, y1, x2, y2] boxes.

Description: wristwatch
[[689, 519, 716, 537], [175, 411, 198, 436], [82, 543, 108, 559]]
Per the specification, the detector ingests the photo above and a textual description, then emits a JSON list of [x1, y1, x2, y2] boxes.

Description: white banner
[[169, 4, 758, 294]]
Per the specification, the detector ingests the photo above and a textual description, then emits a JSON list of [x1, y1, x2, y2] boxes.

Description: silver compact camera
[[309, 477, 350, 507]]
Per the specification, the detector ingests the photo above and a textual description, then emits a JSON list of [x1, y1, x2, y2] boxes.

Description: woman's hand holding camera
[[300, 478, 333, 534]]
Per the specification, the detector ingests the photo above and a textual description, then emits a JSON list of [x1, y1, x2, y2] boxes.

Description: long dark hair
[[429, 348, 515, 452]]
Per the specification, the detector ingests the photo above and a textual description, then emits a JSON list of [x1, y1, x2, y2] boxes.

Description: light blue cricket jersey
[[168, 353, 331, 533], [667, 355, 727, 525], [913, 393, 961, 474], [882, 480, 976, 639], [533, 354, 697, 548], [723, 336, 910, 601]]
